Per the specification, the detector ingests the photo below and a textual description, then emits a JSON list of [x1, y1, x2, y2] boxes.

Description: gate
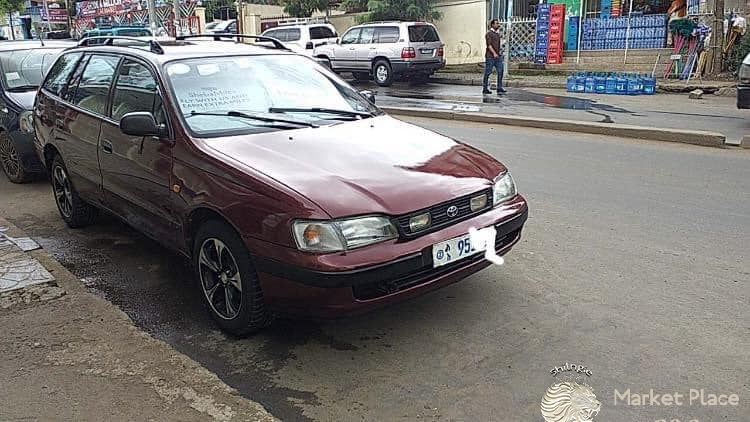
[[498, 17, 538, 63]]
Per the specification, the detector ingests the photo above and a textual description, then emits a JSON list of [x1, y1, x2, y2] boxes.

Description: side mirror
[[360, 90, 375, 104], [120, 112, 166, 138]]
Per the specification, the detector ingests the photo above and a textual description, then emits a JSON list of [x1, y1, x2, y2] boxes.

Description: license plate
[[420, 48, 434, 54], [432, 232, 482, 268]]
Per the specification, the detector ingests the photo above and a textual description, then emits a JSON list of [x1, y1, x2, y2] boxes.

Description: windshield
[[0, 49, 60, 90], [164, 54, 382, 137]]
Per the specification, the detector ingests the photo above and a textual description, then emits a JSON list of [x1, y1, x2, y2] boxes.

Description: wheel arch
[[184, 206, 246, 258]]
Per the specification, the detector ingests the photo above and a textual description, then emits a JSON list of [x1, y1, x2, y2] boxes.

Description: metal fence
[[498, 17, 538, 63]]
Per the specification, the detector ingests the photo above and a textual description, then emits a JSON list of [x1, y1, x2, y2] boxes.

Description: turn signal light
[[401, 47, 416, 59], [437, 46, 444, 57]]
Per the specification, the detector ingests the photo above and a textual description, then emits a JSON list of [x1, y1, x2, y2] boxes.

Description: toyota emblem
[[446, 205, 459, 218]]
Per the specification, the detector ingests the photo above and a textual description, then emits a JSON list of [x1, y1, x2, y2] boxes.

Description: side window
[[264, 29, 282, 40], [358, 27, 375, 44], [310, 26, 335, 39], [110, 59, 163, 124], [374, 26, 400, 43], [71, 55, 120, 116], [42, 52, 83, 97], [286, 28, 301, 41], [341, 28, 360, 45]]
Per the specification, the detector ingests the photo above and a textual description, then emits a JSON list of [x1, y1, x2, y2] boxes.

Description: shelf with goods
[[581, 14, 668, 50]]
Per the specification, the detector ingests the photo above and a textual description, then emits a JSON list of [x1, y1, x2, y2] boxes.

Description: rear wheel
[[373, 59, 394, 87], [50, 154, 98, 228], [0, 133, 30, 183], [193, 220, 272, 337]]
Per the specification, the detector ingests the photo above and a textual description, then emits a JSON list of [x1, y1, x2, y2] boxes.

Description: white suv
[[313, 21, 445, 86], [260, 20, 339, 56]]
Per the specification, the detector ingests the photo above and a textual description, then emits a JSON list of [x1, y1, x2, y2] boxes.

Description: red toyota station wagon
[[33, 35, 528, 336]]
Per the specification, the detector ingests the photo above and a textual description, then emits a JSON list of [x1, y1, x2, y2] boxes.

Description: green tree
[[356, 0, 442, 23], [727, 32, 750, 75], [0, 0, 26, 40], [283, 0, 329, 17]]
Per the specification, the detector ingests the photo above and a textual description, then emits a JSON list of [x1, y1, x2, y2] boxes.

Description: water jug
[[594, 73, 606, 93], [566, 74, 576, 92], [585, 73, 595, 93], [626, 74, 639, 95], [576, 73, 586, 92], [605, 73, 616, 94], [643, 75, 656, 95], [615, 74, 627, 95]]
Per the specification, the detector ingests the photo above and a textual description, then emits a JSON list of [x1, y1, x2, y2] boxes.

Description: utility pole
[[710, 0, 725, 75], [174, 0, 181, 37], [147, 0, 158, 36]]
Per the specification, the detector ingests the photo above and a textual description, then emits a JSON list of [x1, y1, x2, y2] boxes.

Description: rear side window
[[71, 54, 120, 115], [42, 52, 83, 97], [408, 25, 440, 42], [286, 28, 301, 41], [374, 26, 400, 43], [310, 26, 336, 39]]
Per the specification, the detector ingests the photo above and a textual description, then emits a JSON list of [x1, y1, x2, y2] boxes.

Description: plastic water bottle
[[626, 73, 640, 95], [585, 73, 595, 93], [605, 73, 616, 94], [615, 73, 627, 95], [576, 73, 586, 92], [643, 74, 656, 95], [594, 73, 606, 93], [567, 74, 576, 92]]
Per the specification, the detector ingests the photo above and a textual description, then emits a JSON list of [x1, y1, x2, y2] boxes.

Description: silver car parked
[[313, 21, 446, 87]]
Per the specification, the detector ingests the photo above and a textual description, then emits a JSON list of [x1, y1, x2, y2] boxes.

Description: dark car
[[738, 52, 750, 109], [0, 40, 73, 183], [33, 35, 528, 336]]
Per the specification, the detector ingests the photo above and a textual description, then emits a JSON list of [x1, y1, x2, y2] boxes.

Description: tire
[[193, 219, 272, 337], [0, 132, 31, 183], [50, 154, 98, 228], [352, 71, 370, 81], [373, 59, 394, 87]]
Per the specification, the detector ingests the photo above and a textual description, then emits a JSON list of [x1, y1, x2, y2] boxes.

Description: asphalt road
[[1, 119, 748, 422], [349, 79, 749, 145]]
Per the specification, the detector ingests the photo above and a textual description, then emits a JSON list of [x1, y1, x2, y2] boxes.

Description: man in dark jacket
[[483, 19, 506, 94]]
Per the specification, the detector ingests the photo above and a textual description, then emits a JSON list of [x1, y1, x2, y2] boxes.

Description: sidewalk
[[0, 217, 277, 422], [430, 71, 738, 94]]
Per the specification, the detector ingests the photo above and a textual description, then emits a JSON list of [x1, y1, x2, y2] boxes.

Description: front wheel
[[50, 154, 98, 228], [0, 133, 30, 183], [373, 59, 394, 87], [193, 220, 272, 337]]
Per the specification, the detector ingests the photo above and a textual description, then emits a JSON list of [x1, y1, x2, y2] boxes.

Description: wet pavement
[[347, 79, 748, 143], [1, 121, 748, 422]]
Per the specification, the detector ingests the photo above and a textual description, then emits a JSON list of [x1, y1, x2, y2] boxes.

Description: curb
[[380, 106, 728, 148], [430, 77, 566, 89]]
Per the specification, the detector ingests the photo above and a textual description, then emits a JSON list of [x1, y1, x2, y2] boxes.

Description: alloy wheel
[[52, 165, 73, 218], [198, 238, 243, 320], [0, 136, 20, 180], [376, 65, 388, 83]]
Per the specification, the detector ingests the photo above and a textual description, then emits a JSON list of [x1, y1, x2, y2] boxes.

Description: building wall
[[433, 0, 488, 65]]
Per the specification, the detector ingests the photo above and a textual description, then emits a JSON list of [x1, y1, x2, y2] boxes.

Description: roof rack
[[76, 36, 165, 54], [276, 17, 329, 26], [174, 34, 290, 51]]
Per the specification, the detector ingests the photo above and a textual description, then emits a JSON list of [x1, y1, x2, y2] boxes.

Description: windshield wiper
[[7, 85, 39, 92], [186, 111, 319, 128], [268, 107, 374, 119]]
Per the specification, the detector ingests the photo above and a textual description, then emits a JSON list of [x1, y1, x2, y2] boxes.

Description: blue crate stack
[[567, 16, 580, 50], [535, 4, 551, 63]]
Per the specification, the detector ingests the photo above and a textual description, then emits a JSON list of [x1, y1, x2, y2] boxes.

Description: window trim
[[67, 53, 122, 118], [40, 51, 85, 99], [340, 28, 361, 45]]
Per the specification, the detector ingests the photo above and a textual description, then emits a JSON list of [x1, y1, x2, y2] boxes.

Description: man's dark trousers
[[483, 56, 504, 92]]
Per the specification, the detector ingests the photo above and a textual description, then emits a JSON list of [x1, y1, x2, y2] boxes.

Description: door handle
[[101, 139, 113, 154]]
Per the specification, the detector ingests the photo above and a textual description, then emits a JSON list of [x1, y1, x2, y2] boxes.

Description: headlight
[[740, 64, 750, 84], [493, 172, 517, 205], [19, 110, 34, 134], [292, 216, 398, 252]]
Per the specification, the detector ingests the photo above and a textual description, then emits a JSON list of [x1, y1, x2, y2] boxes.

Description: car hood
[[203, 115, 507, 217], [6, 91, 35, 110]]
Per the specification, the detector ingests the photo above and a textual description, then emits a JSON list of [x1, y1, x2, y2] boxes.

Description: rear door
[[407, 23, 443, 63], [55, 53, 121, 200]]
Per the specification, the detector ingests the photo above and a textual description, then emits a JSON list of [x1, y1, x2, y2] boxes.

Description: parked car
[[205, 19, 236, 34], [259, 20, 338, 56], [33, 35, 527, 336], [737, 52, 750, 109], [0, 40, 74, 183], [313, 21, 446, 86], [81, 26, 152, 43]]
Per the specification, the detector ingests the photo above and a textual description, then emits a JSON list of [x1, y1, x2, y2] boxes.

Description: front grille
[[395, 188, 493, 238], [353, 227, 521, 301]]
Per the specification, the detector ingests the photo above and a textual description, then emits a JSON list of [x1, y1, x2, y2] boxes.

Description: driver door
[[330, 28, 360, 71]]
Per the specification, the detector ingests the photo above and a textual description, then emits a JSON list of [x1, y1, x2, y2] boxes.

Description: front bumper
[[249, 194, 528, 317], [737, 85, 750, 109]]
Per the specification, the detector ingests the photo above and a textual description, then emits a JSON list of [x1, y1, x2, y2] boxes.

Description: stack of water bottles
[[581, 15, 667, 50], [565, 72, 657, 95]]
